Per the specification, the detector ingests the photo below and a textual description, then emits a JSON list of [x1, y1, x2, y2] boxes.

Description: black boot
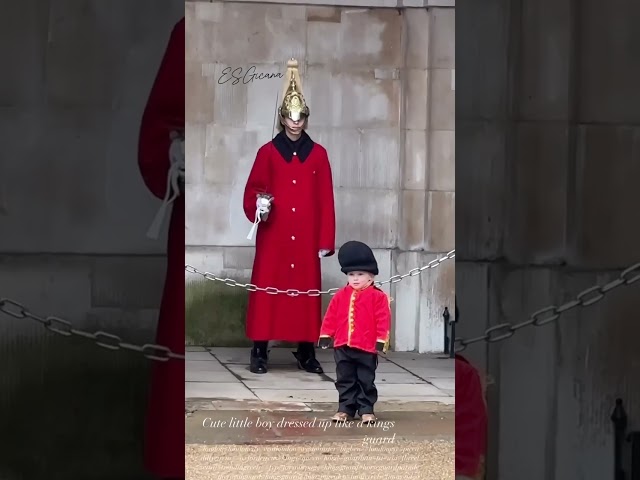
[[250, 341, 268, 374], [293, 342, 323, 374]]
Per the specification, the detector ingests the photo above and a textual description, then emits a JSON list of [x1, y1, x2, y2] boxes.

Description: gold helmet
[[278, 58, 309, 122]]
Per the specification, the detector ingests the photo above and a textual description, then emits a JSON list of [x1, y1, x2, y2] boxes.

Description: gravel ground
[[186, 439, 454, 480]]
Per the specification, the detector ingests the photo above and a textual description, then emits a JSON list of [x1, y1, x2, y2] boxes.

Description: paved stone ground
[[185, 346, 455, 411], [186, 348, 455, 479], [186, 410, 454, 480]]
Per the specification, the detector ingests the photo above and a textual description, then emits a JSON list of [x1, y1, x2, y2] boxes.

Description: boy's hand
[[318, 337, 332, 349], [376, 341, 386, 353]]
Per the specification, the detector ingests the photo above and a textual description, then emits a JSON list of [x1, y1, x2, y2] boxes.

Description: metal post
[[449, 297, 458, 359], [629, 432, 640, 480], [449, 314, 456, 358], [612, 398, 628, 480], [443, 307, 450, 354]]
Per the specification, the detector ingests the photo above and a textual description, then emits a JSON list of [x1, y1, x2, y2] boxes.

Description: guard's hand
[[318, 249, 330, 258], [318, 337, 332, 349], [376, 341, 386, 353]]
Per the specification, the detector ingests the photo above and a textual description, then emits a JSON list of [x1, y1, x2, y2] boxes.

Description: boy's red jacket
[[319, 284, 391, 353], [455, 354, 488, 478]]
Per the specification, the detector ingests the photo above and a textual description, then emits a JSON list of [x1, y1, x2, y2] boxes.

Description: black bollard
[[443, 307, 450, 354], [630, 432, 640, 480], [611, 398, 628, 480]]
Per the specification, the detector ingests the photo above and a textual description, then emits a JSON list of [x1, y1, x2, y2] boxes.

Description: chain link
[[453, 262, 640, 353], [185, 249, 455, 296], [0, 298, 185, 362]]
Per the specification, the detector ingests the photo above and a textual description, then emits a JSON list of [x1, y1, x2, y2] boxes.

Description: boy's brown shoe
[[360, 413, 377, 424]]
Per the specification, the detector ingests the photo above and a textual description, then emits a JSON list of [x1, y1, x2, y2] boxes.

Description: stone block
[[517, 0, 571, 121], [337, 9, 403, 67], [578, 1, 640, 123], [416, 252, 454, 352], [91, 256, 166, 309], [216, 4, 306, 64], [429, 68, 454, 130], [356, 129, 400, 188], [186, 183, 233, 246], [83, 308, 159, 343], [392, 251, 454, 353], [429, 8, 454, 69], [403, 129, 428, 190], [0, 256, 93, 335], [0, 2, 49, 107], [399, 190, 426, 250], [311, 127, 400, 190], [426, 191, 454, 252], [203, 126, 246, 185], [212, 63, 248, 127], [552, 269, 640, 479], [393, 252, 422, 351], [185, 8, 218, 63], [222, 247, 256, 271], [195, 1, 223, 22], [305, 68, 340, 127], [339, 71, 400, 128], [186, 62, 216, 124], [405, 8, 430, 69], [306, 18, 343, 66], [0, 108, 164, 254], [244, 64, 285, 129], [572, 125, 640, 268], [185, 247, 225, 282], [185, 123, 206, 186], [334, 189, 399, 248], [428, 129, 454, 191], [455, 121, 506, 260], [494, 267, 561, 479], [453, 261, 490, 369], [404, 68, 428, 130], [455, 1, 508, 121], [306, 6, 342, 23], [45, 1, 118, 109], [505, 123, 568, 265]]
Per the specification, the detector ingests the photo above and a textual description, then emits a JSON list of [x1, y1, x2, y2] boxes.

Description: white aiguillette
[[246, 193, 274, 241]]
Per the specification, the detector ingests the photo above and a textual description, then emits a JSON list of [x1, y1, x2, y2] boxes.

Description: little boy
[[318, 240, 391, 424]]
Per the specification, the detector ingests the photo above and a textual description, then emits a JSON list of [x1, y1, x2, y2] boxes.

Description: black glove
[[376, 341, 386, 353], [318, 337, 332, 349]]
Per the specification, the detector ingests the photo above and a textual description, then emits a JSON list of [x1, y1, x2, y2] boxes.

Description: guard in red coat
[[455, 353, 488, 479], [318, 241, 391, 423], [137, 17, 185, 480], [242, 58, 336, 375]]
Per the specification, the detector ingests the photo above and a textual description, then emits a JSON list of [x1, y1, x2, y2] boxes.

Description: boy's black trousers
[[333, 345, 378, 416]]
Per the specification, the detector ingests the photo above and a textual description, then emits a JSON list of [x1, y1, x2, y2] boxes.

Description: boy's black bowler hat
[[338, 241, 379, 275]]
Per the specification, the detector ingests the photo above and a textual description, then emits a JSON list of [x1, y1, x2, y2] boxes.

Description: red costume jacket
[[455, 354, 488, 478], [243, 131, 336, 342], [319, 284, 391, 354], [137, 18, 184, 479]]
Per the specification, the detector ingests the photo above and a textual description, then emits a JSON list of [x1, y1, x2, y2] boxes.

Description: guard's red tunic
[[319, 285, 391, 354], [455, 354, 487, 478], [243, 131, 336, 342], [137, 18, 184, 479]]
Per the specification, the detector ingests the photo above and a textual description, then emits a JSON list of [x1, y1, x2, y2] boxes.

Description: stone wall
[[457, 0, 640, 478], [185, 1, 455, 353]]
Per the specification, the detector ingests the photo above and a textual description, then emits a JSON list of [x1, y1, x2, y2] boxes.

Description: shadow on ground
[[0, 335, 154, 480]]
